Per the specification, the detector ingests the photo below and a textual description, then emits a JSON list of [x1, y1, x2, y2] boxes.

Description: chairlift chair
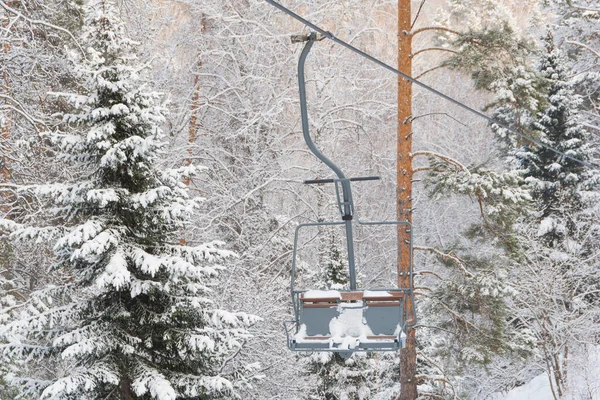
[[284, 33, 416, 354]]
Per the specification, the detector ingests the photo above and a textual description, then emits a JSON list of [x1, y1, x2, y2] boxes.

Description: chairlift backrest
[[283, 33, 416, 354]]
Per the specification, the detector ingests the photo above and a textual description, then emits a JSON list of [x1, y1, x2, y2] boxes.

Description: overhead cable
[[264, 0, 599, 170]]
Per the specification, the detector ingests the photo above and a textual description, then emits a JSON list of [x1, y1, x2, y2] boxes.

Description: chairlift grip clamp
[[291, 32, 327, 43]]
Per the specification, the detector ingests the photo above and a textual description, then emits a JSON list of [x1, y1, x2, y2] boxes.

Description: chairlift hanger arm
[[297, 33, 346, 180], [296, 33, 358, 289], [304, 176, 381, 185]]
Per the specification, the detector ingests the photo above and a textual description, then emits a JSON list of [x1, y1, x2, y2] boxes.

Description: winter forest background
[[1, 0, 599, 399]]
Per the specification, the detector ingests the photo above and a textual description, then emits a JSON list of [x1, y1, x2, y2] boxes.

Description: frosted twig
[[410, 26, 461, 36], [437, 301, 478, 330], [411, 151, 469, 172], [0, 0, 85, 55], [570, 4, 600, 12], [414, 245, 475, 278], [417, 351, 461, 399], [218, 339, 246, 373], [566, 40, 600, 59]]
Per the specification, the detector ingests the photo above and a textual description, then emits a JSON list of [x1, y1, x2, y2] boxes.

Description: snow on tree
[[550, 0, 600, 132], [419, 21, 600, 394], [494, 37, 600, 397], [409, 3, 547, 395], [303, 351, 377, 400], [415, 150, 535, 396], [0, 0, 88, 395], [0, 1, 260, 398]]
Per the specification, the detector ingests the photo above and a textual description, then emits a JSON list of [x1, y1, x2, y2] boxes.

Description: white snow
[[336, 335, 360, 350], [96, 251, 131, 290], [363, 290, 394, 298], [294, 302, 401, 348], [537, 217, 556, 236], [330, 304, 366, 338], [491, 373, 552, 400], [549, 251, 570, 262], [302, 290, 341, 299], [492, 346, 600, 400]]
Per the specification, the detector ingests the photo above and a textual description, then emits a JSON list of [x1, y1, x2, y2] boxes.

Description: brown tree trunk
[[397, 0, 416, 398], [118, 377, 135, 400], [184, 65, 201, 187], [1, 1, 14, 216], [1, 1, 12, 186], [181, 16, 205, 247], [184, 16, 205, 187]]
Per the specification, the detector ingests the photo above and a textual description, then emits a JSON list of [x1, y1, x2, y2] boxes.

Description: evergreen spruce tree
[[516, 37, 600, 242], [0, 1, 259, 399], [499, 37, 600, 395]]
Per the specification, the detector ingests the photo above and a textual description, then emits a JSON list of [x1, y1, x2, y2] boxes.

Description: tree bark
[[0, 0, 14, 221], [118, 377, 135, 400], [184, 15, 205, 187], [1, 0, 13, 194], [184, 59, 202, 187], [397, 0, 417, 398]]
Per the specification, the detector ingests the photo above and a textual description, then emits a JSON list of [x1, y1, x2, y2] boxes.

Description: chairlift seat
[[288, 290, 407, 352], [284, 34, 415, 355]]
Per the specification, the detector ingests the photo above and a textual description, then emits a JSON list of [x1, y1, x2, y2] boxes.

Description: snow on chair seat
[[290, 290, 407, 351]]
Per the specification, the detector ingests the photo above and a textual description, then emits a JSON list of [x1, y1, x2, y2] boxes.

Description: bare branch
[[570, 4, 600, 12], [410, 112, 468, 127], [411, 150, 469, 172], [411, 47, 457, 58], [411, 26, 461, 36], [414, 64, 446, 80], [0, 0, 85, 55], [414, 245, 475, 278], [566, 40, 600, 59]]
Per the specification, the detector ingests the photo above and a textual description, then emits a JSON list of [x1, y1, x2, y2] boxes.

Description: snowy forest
[[1, 0, 599, 398]]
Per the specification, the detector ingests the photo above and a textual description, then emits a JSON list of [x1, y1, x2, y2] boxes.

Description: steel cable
[[264, 0, 599, 170]]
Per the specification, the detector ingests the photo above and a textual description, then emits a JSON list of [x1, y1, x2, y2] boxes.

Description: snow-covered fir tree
[[495, 36, 600, 396], [516, 37, 600, 239], [0, 1, 260, 399], [0, 0, 88, 395]]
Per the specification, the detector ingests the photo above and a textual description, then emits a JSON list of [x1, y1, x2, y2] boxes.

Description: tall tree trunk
[[397, 0, 416, 398], [1, 0, 13, 195], [182, 16, 205, 247], [184, 63, 201, 187], [184, 15, 205, 187], [118, 377, 134, 400]]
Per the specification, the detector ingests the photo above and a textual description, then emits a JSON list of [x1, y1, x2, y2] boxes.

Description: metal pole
[[297, 34, 357, 290]]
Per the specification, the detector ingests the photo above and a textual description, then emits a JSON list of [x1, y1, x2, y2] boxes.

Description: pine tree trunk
[[184, 64, 201, 187], [397, 0, 417, 398], [118, 377, 134, 400], [184, 16, 205, 187], [1, 0, 13, 203]]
